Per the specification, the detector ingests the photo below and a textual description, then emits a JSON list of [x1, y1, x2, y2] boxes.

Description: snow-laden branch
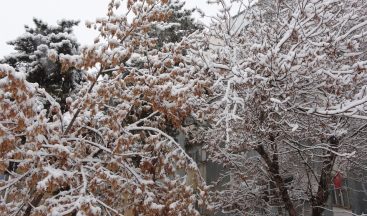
[[126, 126, 200, 171], [0, 170, 31, 191]]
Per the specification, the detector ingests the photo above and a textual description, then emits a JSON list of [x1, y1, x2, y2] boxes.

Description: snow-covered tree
[[1, 18, 81, 111], [0, 1, 208, 215], [148, 0, 203, 48], [185, 0, 367, 215]]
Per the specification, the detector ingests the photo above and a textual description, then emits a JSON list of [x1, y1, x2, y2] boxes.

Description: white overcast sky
[[0, 0, 220, 57]]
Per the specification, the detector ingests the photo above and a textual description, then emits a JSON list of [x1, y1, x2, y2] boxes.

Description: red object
[[333, 172, 343, 189]]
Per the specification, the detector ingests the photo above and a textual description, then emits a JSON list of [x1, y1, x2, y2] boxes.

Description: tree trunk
[[256, 144, 297, 216], [311, 136, 338, 216], [312, 207, 325, 216]]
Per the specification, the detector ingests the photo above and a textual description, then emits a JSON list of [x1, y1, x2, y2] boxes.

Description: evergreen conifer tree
[[1, 18, 81, 111], [149, 0, 202, 48]]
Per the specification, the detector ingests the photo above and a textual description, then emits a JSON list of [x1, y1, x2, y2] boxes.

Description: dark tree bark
[[255, 144, 297, 216], [311, 136, 338, 216], [23, 192, 44, 216]]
